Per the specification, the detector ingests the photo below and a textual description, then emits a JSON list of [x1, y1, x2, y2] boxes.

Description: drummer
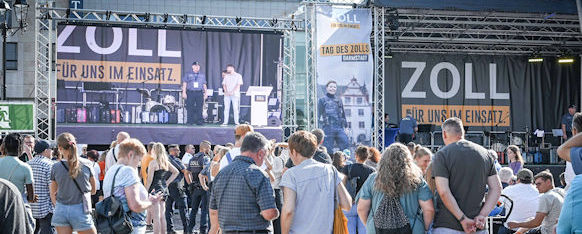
[[182, 61, 207, 125]]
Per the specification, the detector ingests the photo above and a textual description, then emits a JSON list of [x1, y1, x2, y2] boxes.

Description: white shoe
[[221, 123, 228, 126]]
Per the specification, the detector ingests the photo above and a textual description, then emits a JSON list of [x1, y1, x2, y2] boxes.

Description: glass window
[[345, 109, 351, 117], [358, 109, 364, 116], [6, 42, 17, 70], [359, 121, 365, 128], [348, 122, 352, 128], [345, 97, 351, 104], [357, 97, 363, 104]]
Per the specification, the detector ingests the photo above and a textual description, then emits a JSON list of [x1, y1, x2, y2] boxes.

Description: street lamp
[[0, 0, 29, 100]]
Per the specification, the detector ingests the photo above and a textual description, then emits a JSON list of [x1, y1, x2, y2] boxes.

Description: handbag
[[332, 167, 349, 234], [95, 166, 133, 234], [60, 161, 92, 214]]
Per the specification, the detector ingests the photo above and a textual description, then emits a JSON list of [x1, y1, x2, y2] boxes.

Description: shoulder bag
[[95, 166, 133, 234], [332, 166, 349, 234], [60, 161, 92, 214]]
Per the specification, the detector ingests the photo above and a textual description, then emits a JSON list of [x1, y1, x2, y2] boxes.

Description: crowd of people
[[0, 114, 582, 234]]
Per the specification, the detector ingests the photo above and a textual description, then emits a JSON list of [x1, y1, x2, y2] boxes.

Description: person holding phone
[[145, 143, 179, 234], [103, 138, 164, 234]]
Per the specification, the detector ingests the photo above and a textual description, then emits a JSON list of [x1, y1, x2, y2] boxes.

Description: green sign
[[0, 102, 35, 132]]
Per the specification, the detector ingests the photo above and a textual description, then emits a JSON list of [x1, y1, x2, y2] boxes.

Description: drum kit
[[136, 88, 185, 124]]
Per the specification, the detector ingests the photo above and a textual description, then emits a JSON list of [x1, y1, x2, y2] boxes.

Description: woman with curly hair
[[356, 143, 434, 234]]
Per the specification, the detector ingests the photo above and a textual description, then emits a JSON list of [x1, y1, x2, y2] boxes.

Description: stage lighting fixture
[[558, 57, 574, 63], [528, 57, 543, 63]]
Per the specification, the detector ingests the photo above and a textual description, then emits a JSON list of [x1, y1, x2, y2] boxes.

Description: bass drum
[[144, 100, 170, 113], [149, 104, 170, 113]]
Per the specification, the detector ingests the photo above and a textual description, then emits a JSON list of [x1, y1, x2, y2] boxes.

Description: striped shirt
[[28, 155, 55, 218]]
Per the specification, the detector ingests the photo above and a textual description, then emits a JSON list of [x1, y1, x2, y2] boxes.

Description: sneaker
[[220, 123, 228, 126], [146, 225, 153, 231]]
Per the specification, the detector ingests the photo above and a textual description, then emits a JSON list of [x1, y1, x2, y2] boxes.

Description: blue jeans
[[51, 202, 94, 232], [497, 225, 515, 234], [166, 184, 188, 232], [343, 203, 366, 234], [323, 125, 349, 152], [188, 188, 208, 233]]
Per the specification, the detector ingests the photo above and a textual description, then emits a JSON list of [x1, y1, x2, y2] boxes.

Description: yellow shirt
[[141, 153, 154, 183]]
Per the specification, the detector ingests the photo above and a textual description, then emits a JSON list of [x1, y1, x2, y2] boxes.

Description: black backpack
[[345, 165, 359, 201], [95, 167, 133, 234], [374, 194, 412, 234]]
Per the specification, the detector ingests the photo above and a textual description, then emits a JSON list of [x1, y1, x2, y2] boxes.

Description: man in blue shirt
[[398, 114, 418, 144], [209, 132, 279, 234], [561, 105, 576, 140], [182, 62, 207, 125]]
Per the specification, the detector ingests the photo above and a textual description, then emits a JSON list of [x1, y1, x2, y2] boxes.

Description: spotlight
[[528, 57, 543, 63], [558, 57, 574, 63]]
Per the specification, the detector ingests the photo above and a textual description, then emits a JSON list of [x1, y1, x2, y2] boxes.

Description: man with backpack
[[342, 145, 375, 234], [217, 124, 254, 172]]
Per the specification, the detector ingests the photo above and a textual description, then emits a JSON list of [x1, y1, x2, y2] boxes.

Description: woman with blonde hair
[[357, 143, 434, 234], [507, 145, 524, 175], [50, 133, 97, 234], [145, 143, 179, 234], [413, 146, 432, 175], [102, 138, 163, 234]]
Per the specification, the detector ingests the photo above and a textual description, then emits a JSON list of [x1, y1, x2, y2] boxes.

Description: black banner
[[385, 53, 580, 132]]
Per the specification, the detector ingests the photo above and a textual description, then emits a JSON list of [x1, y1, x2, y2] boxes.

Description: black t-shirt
[[431, 139, 497, 231], [341, 163, 375, 193], [0, 178, 31, 233], [285, 147, 332, 168]]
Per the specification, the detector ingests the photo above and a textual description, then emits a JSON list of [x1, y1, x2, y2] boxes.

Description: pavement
[[145, 208, 206, 234]]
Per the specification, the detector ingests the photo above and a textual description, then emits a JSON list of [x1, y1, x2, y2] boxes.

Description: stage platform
[[56, 123, 283, 145]]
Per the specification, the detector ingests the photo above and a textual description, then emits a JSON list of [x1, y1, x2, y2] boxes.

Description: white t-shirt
[[222, 73, 243, 97], [181, 152, 193, 168], [105, 145, 120, 174], [538, 188, 565, 234], [501, 183, 540, 230], [92, 161, 101, 190], [219, 147, 241, 171]]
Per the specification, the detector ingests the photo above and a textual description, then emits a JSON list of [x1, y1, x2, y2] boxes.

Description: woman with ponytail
[[49, 133, 97, 234]]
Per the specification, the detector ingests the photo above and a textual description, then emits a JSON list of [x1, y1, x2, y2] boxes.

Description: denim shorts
[[51, 202, 95, 231]]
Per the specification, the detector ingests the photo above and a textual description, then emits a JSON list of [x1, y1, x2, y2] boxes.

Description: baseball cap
[[569, 104, 577, 109], [234, 124, 254, 137], [516, 168, 534, 183], [34, 139, 55, 154], [192, 61, 200, 66]]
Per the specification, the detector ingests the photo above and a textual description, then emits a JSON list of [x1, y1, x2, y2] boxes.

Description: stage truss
[[384, 8, 582, 55], [34, 2, 302, 140]]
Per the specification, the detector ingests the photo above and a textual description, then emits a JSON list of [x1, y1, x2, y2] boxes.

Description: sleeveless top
[[148, 169, 171, 194]]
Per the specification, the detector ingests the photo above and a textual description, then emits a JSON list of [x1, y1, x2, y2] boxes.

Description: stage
[[56, 123, 283, 145]]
